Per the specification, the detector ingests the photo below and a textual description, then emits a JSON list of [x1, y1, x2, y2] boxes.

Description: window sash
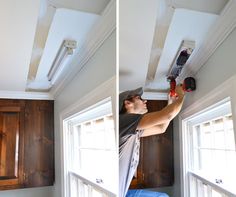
[[189, 171, 236, 197], [66, 99, 117, 196], [189, 114, 236, 184], [182, 99, 236, 197]]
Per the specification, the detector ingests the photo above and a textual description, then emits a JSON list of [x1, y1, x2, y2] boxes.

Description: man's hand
[[175, 85, 185, 98], [168, 94, 177, 105]]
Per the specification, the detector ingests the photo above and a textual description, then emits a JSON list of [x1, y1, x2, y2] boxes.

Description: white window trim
[[59, 76, 117, 197], [179, 75, 236, 197]]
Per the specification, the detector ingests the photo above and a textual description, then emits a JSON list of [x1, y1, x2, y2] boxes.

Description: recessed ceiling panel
[[27, 8, 99, 90]]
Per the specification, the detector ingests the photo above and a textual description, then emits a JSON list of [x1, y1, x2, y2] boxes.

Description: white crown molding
[[178, 0, 236, 81], [142, 91, 168, 100], [0, 91, 54, 100], [50, 0, 116, 97]]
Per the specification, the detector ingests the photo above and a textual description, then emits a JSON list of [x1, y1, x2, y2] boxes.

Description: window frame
[[179, 75, 236, 197], [66, 99, 116, 190], [59, 77, 117, 197]]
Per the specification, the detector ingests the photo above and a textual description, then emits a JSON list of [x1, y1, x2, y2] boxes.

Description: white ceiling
[[0, 0, 110, 95], [119, 0, 229, 94], [0, 0, 41, 91], [119, 0, 159, 90]]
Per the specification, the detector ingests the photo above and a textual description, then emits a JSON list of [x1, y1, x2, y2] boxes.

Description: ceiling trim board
[[50, 0, 116, 97], [178, 0, 236, 82], [142, 92, 168, 100], [0, 91, 54, 100]]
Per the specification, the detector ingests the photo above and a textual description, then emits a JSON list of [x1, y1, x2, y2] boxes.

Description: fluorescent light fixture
[[47, 39, 77, 82], [167, 40, 195, 79]]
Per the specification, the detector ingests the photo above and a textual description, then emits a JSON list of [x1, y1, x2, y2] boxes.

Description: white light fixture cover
[[167, 40, 195, 79], [47, 39, 77, 82]]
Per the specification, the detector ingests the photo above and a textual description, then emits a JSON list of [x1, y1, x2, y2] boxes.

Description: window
[[182, 99, 236, 197], [63, 98, 117, 197]]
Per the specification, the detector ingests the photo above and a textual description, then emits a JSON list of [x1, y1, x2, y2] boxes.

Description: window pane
[[105, 116, 115, 149], [225, 115, 235, 150], [92, 188, 103, 197], [213, 119, 225, 149], [200, 123, 212, 148], [199, 149, 212, 172], [203, 184, 208, 197], [225, 151, 236, 191], [70, 176, 79, 197], [212, 189, 222, 197], [80, 122, 93, 147], [212, 150, 226, 178]]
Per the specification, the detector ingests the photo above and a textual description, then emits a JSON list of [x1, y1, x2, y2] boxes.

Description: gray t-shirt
[[119, 113, 143, 197]]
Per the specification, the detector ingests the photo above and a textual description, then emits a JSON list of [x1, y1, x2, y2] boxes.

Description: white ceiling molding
[[178, 0, 236, 82], [50, 0, 116, 97], [48, 0, 110, 14], [0, 91, 53, 100], [142, 92, 168, 100], [171, 0, 228, 15]]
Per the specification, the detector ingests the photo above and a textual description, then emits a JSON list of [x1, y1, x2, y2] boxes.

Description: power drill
[[167, 76, 196, 97]]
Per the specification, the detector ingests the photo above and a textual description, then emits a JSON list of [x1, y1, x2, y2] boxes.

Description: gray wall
[[53, 31, 116, 197], [172, 27, 236, 197]]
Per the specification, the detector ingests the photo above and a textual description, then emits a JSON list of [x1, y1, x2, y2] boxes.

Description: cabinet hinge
[[142, 173, 145, 181]]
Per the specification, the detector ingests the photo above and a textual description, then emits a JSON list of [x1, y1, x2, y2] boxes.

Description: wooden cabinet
[[0, 99, 54, 190], [130, 100, 174, 189]]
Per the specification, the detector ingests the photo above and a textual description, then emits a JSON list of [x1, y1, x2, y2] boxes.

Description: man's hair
[[119, 97, 136, 114], [119, 87, 143, 113]]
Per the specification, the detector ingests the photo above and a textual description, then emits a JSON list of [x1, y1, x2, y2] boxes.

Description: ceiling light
[[167, 40, 195, 79], [47, 39, 77, 82]]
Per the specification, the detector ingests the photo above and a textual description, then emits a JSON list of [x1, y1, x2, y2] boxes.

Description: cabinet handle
[[0, 132, 6, 137], [23, 173, 28, 182]]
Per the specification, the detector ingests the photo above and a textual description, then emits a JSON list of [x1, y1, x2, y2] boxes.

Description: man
[[119, 85, 185, 197]]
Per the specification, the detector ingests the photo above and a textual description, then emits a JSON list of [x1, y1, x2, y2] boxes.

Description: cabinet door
[[24, 100, 54, 188], [130, 100, 174, 188], [0, 105, 25, 190]]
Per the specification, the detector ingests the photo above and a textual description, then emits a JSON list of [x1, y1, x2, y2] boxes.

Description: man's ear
[[124, 100, 133, 107]]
